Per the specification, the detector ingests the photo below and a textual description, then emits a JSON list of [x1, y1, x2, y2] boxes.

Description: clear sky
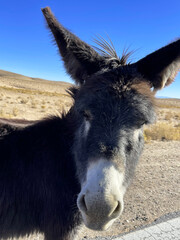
[[0, 0, 179, 98]]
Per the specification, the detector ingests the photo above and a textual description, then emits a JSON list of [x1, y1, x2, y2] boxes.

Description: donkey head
[[42, 7, 180, 231]]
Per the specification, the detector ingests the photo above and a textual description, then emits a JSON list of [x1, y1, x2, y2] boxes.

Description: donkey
[[0, 6, 179, 240]]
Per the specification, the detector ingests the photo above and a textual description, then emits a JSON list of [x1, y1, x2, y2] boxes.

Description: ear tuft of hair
[[93, 35, 134, 65]]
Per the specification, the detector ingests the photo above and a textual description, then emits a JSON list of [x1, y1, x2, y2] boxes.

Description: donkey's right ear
[[42, 7, 105, 85], [133, 39, 180, 91]]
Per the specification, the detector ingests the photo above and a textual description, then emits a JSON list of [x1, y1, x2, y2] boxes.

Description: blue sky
[[0, 0, 179, 98]]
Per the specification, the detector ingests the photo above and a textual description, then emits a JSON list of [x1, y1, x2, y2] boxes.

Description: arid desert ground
[[0, 69, 179, 239]]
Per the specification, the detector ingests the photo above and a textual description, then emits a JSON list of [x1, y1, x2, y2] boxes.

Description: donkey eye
[[83, 110, 92, 121], [138, 119, 147, 127], [126, 142, 132, 152], [141, 120, 148, 126]]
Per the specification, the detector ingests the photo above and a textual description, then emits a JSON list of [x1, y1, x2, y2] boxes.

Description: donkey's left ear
[[42, 7, 105, 85], [134, 39, 180, 91]]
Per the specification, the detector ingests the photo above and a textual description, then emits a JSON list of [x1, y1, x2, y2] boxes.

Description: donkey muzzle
[[77, 158, 125, 230], [77, 193, 123, 230]]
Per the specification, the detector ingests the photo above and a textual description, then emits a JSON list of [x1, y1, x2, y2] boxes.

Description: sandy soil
[[0, 69, 180, 239]]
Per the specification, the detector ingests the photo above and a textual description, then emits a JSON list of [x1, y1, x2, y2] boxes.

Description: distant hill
[[157, 96, 180, 99], [0, 69, 71, 95], [157, 96, 170, 99]]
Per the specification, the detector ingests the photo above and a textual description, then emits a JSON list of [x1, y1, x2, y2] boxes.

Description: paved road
[[88, 216, 180, 240], [114, 217, 180, 240]]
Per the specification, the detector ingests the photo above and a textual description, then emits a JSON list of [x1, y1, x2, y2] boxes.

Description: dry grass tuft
[[174, 112, 180, 120], [20, 98, 28, 104], [31, 100, 37, 109], [164, 112, 173, 120], [12, 107, 19, 117]]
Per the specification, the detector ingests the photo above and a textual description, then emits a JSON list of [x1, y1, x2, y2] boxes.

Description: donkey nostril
[[114, 201, 121, 214], [110, 201, 121, 217], [78, 195, 88, 212]]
